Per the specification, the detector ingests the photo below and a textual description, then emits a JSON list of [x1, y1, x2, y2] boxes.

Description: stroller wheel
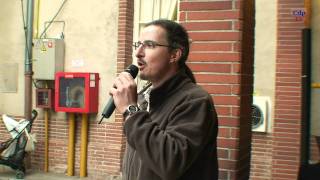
[[16, 170, 25, 179]]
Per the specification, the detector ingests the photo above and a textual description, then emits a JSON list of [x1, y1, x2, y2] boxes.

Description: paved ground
[[0, 169, 87, 180], [0, 165, 122, 180]]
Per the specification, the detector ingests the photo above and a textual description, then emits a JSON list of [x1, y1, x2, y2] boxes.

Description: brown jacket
[[122, 69, 219, 180]]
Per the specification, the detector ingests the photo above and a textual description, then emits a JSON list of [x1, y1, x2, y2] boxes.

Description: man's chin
[[139, 74, 148, 81]]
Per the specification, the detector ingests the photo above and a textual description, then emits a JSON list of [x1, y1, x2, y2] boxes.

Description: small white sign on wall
[[71, 59, 84, 68]]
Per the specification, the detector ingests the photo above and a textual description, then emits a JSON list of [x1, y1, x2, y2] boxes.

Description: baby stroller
[[0, 110, 37, 179]]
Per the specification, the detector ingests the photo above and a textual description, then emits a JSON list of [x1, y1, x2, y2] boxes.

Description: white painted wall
[[0, 1, 27, 116], [254, 0, 277, 131]]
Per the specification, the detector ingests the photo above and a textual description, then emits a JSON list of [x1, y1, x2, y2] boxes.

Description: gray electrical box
[[33, 39, 65, 80]]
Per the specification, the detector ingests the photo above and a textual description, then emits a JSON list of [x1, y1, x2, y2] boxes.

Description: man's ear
[[170, 48, 182, 63]]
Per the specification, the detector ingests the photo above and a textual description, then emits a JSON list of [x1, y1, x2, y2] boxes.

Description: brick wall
[[250, 133, 273, 179], [115, 0, 134, 173], [250, 1, 305, 180], [272, 0, 304, 179], [27, 114, 125, 179], [180, 0, 254, 179]]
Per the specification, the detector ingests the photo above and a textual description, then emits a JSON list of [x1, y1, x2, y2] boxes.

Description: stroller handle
[[25, 110, 38, 133], [31, 110, 38, 122]]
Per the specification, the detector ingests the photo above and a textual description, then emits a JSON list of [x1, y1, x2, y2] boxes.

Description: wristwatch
[[123, 104, 140, 119]]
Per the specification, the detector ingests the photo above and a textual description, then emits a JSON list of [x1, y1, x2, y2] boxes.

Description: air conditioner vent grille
[[252, 104, 264, 129], [251, 96, 271, 133]]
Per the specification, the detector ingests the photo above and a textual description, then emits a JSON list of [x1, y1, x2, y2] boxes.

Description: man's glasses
[[132, 40, 171, 50]]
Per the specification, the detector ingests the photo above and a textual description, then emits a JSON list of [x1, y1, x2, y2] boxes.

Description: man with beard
[[109, 19, 219, 180]]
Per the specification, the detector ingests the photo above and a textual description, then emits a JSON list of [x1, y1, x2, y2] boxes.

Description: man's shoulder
[[179, 82, 211, 100]]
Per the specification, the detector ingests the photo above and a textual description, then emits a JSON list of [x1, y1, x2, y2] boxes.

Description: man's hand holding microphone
[[99, 65, 139, 123]]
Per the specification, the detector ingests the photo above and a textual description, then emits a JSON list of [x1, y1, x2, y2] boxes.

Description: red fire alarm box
[[36, 88, 54, 108], [55, 72, 99, 113]]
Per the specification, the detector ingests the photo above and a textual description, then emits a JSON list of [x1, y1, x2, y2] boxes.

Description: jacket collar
[[149, 68, 191, 108]]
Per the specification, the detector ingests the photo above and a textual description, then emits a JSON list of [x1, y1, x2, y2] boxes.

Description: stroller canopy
[[2, 115, 29, 139]]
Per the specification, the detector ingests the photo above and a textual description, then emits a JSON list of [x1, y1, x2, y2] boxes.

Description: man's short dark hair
[[145, 19, 189, 67], [145, 19, 196, 83]]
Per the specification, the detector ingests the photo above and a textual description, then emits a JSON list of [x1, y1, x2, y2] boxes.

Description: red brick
[[189, 52, 240, 62], [275, 91, 300, 97], [187, 10, 240, 20], [214, 96, 240, 105], [189, 63, 231, 73], [278, 49, 301, 54], [218, 149, 230, 159], [200, 84, 232, 94], [278, 45, 300, 50], [218, 127, 231, 138], [182, 21, 232, 31], [279, 30, 301, 36], [273, 127, 300, 134], [235, 0, 242, 10], [195, 74, 240, 84], [216, 106, 232, 116], [273, 138, 300, 147], [276, 76, 301, 82], [234, 21, 242, 30], [230, 128, 240, 138], [189, 32, 240, 41], [276, 81, 301, 87], [232, 63, 241, 73], [231, 106, 241, 116], [273, 159, 297, 166], [190, 42, 232, 52], [179, 11, 186, 21], [277, 63, 301, 69], [218, 117, 240, 127], [180, 1, 232, 11], [275, 108, 301, 115], [218, 159, 237, 169], [278, 35, 301, 40], [278, 40, 301, 46]]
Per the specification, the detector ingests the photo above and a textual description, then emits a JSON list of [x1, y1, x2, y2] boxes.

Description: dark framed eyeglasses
[[132, 40, 172, 50]]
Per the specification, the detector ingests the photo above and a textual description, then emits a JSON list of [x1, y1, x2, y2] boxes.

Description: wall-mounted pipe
[[24, 0, 34, 121], [301, 27, 311, 166], [34, 0, 40, 38], [300, 0, 312, 166], [80, 114, 88, 177], [67, 113, 75, 176]]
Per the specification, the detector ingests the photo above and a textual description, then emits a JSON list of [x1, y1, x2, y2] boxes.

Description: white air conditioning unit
[[251, 96, 271, 132]]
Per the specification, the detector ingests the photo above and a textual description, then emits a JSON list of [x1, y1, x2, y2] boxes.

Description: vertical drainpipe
[[301, 0, 311, 166], [24, 0, 34, 120]]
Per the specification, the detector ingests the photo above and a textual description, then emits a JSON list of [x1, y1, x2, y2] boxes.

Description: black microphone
[[99, 64, 139, 123]]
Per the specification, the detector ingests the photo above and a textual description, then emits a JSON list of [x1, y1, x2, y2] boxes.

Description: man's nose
[[135, 46, 144, 57]]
